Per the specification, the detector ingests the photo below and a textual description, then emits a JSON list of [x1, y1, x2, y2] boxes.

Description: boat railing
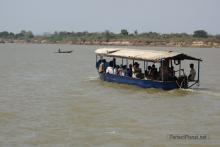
[[104, 73, 178, 83], [188, 80, 200, 88]]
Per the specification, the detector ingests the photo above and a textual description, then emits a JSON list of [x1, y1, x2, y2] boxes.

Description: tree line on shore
[[0, 29, 220, 46]]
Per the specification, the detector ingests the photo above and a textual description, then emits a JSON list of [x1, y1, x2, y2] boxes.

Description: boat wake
[[84, 76, 99, 82], [181, 88, 220, 97], [104, 130, 117, 135]]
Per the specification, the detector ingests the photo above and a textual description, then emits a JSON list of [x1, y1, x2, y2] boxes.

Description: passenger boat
[[95, 48, 202, 90]]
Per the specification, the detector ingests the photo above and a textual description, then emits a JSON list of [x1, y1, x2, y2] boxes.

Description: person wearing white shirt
[[106, 61, 114, 74], [106, 66, 113, 74]]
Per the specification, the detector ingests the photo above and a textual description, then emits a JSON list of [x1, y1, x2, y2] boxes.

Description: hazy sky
[[1, 0, 220, 34]]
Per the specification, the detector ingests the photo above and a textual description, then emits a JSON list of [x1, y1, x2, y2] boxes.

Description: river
[[0, 44, 220, 147]]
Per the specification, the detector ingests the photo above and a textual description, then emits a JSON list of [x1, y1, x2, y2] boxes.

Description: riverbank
[[1, 30, 220, 48], [1, 39, 220, 48]]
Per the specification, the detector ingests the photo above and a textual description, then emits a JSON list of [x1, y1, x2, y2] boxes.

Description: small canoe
[[56, 50, 73, 53]]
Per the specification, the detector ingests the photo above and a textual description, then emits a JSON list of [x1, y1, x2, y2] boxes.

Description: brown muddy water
[[0, 44, 220, 147]]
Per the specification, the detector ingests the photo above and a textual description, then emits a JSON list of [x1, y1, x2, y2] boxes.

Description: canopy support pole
[[162, 60, 164, 81], [144, 61, 146, 71], [96, 55, 98, 68], [122, 58, 123, 65], [179, 61, 181, 77], [198, 60, 200, 85]]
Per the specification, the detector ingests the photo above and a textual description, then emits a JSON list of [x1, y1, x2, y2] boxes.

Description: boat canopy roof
[[95, 48, 202, 62]]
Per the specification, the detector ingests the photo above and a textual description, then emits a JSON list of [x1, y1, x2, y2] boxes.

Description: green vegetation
[[121, 29, 129, 36], [0, 29, 220, 47], [193, 30, 208, 38]]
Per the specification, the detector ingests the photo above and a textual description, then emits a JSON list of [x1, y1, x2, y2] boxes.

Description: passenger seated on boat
[[133, 62, 144, 79], [97, 59, 107, 69], [144, 69, 148, 79], [96, 59, 102, 69], [113, 65, 119, 75], [151, 64, 158, 80], [145, 66, 152, 79], [106, 61, 114, 74], [159, 65, 169, 81], [102, 59, 109, 69], [188, 63, 196, 81], [132, 62, 139, 78], [98, 60, 105, 73], [126, 64, 133, 77], [123, 65, 127, 76], [168, 66, 177, 81], [118, 64, 126, 76]]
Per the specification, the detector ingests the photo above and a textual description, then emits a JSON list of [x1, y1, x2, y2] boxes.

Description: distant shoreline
[[1, 30, 220, 48], [1, 39, 220, 48]]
